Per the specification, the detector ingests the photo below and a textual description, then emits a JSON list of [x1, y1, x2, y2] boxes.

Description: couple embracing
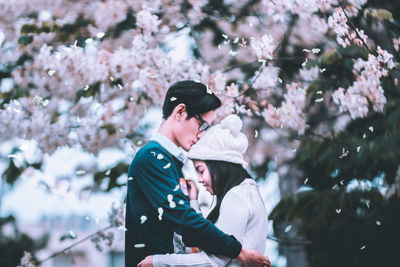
[[125, 80, 271, 267]]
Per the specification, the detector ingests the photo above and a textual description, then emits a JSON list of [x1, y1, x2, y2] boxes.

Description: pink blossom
[[250, 34, 275, 60]]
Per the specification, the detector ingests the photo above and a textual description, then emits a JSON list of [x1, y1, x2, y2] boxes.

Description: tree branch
[[35, 225, 114, 266]]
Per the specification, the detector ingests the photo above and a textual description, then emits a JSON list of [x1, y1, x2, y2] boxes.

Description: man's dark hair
[[162, 80, 222, 119], [204, 160, 253, 223]]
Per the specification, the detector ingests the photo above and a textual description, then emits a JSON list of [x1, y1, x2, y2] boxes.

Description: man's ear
[[173, 104, 187, 120]]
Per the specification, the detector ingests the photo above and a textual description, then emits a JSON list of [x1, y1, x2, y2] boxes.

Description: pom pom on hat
[[188, 114, 248, 166], [220, 114, 243, 136]]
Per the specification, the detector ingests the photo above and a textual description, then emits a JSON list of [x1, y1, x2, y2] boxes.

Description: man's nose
[[196, 130, 205, 139]]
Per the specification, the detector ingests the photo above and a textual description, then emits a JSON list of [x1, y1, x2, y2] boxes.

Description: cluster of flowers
[[262, 82, 308, 134], [1, 0, 397, 155]]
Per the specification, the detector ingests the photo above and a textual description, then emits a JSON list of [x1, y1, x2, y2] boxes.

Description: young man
[[125, 80, 270, 267]]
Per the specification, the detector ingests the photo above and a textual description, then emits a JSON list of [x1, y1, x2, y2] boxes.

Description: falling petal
[[134, 243, 145, 248], [69, 230, 76, 238], [315, 97, 324, 102], [150, 151, 156, 156], [301, 58, 308, 67], [48, 70, 56, 76], [254, 130, 258, 138], [42, 99, 49, 107], [140, 216, 147, 224], [174, 185, 180, 191], [302, 49, 311, 53], [319, 68, 326, 73], [7, 154, 18, 159], [157, 154, 164, 160], [128, 177, 134, 181], [357, 146, 361, 152], [304, 178, 308, 184], [278, 77, 283, 83], [336, 209, 341, 214], [233, 37, 239, 43], [169, 201, 176, 208], [117, 84, 123, 90], [118, 226, 127, 231], [170, 97, 177, 101], [119, 128, 124, 133], [167, 194, 173, 201], [360, 245, 366, 250], [75, 170, 86, 175], [129, 97, 135, 101], [222, 34, 228, 39], [163, 163, 171, 169], [179, 200, 184, 205], [105, 169, 111, 175], [284, 225, 292, 232], [158, 207, 164, 220], [85, 38, 93, 44], [84, 216, 90, 221], [316, 91, 322, 94], [96, 32, 105, 38], [83, 85, 89, 91], [312, 48, 321, 54], [376, 221, 381, 226], [368, 126, 374, 132], [363, 133, 366, 139]]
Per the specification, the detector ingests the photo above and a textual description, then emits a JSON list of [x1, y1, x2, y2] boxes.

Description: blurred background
[[1, 0, 399, 267]]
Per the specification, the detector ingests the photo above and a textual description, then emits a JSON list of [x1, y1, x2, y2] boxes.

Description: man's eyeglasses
[[193, 114, 210, 132]]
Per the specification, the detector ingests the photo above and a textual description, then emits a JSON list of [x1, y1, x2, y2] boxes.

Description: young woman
[[138, 115, 269, 267]]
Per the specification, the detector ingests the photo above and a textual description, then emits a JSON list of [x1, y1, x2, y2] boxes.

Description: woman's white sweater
[[153, 178, 268, 267]]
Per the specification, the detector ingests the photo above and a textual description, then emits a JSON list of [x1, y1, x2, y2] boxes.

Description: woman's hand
[[186, 179, 198, 200], [137, 255, 153, 267]]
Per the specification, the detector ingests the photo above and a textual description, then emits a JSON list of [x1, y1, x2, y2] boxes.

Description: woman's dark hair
[[204, 160, 253, 223], [162, 80, 222, 119]]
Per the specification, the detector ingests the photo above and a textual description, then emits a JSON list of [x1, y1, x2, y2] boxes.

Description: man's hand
[[137, 255, 153, 267], [237, 247, 271, 267]]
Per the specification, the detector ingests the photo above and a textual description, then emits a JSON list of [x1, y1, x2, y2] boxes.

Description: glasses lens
[[199, 123, 209, 131], [194, 114, 209, 131]]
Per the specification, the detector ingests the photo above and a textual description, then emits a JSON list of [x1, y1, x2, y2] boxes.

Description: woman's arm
[[153, 251, 216, 267]]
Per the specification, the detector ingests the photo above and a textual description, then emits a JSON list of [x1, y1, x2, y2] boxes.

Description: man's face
[[174, 110, 214, 151]]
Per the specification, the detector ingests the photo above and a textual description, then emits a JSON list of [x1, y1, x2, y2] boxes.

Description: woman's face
[[193, 160, 215, 195]]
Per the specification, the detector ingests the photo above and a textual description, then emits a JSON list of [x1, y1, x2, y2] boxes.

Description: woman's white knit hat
[[188, 114, 248, 166]]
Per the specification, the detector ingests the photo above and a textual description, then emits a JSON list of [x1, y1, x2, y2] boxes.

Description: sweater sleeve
[[132, 149, 242, 258], [150, 189, 252, 267]]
